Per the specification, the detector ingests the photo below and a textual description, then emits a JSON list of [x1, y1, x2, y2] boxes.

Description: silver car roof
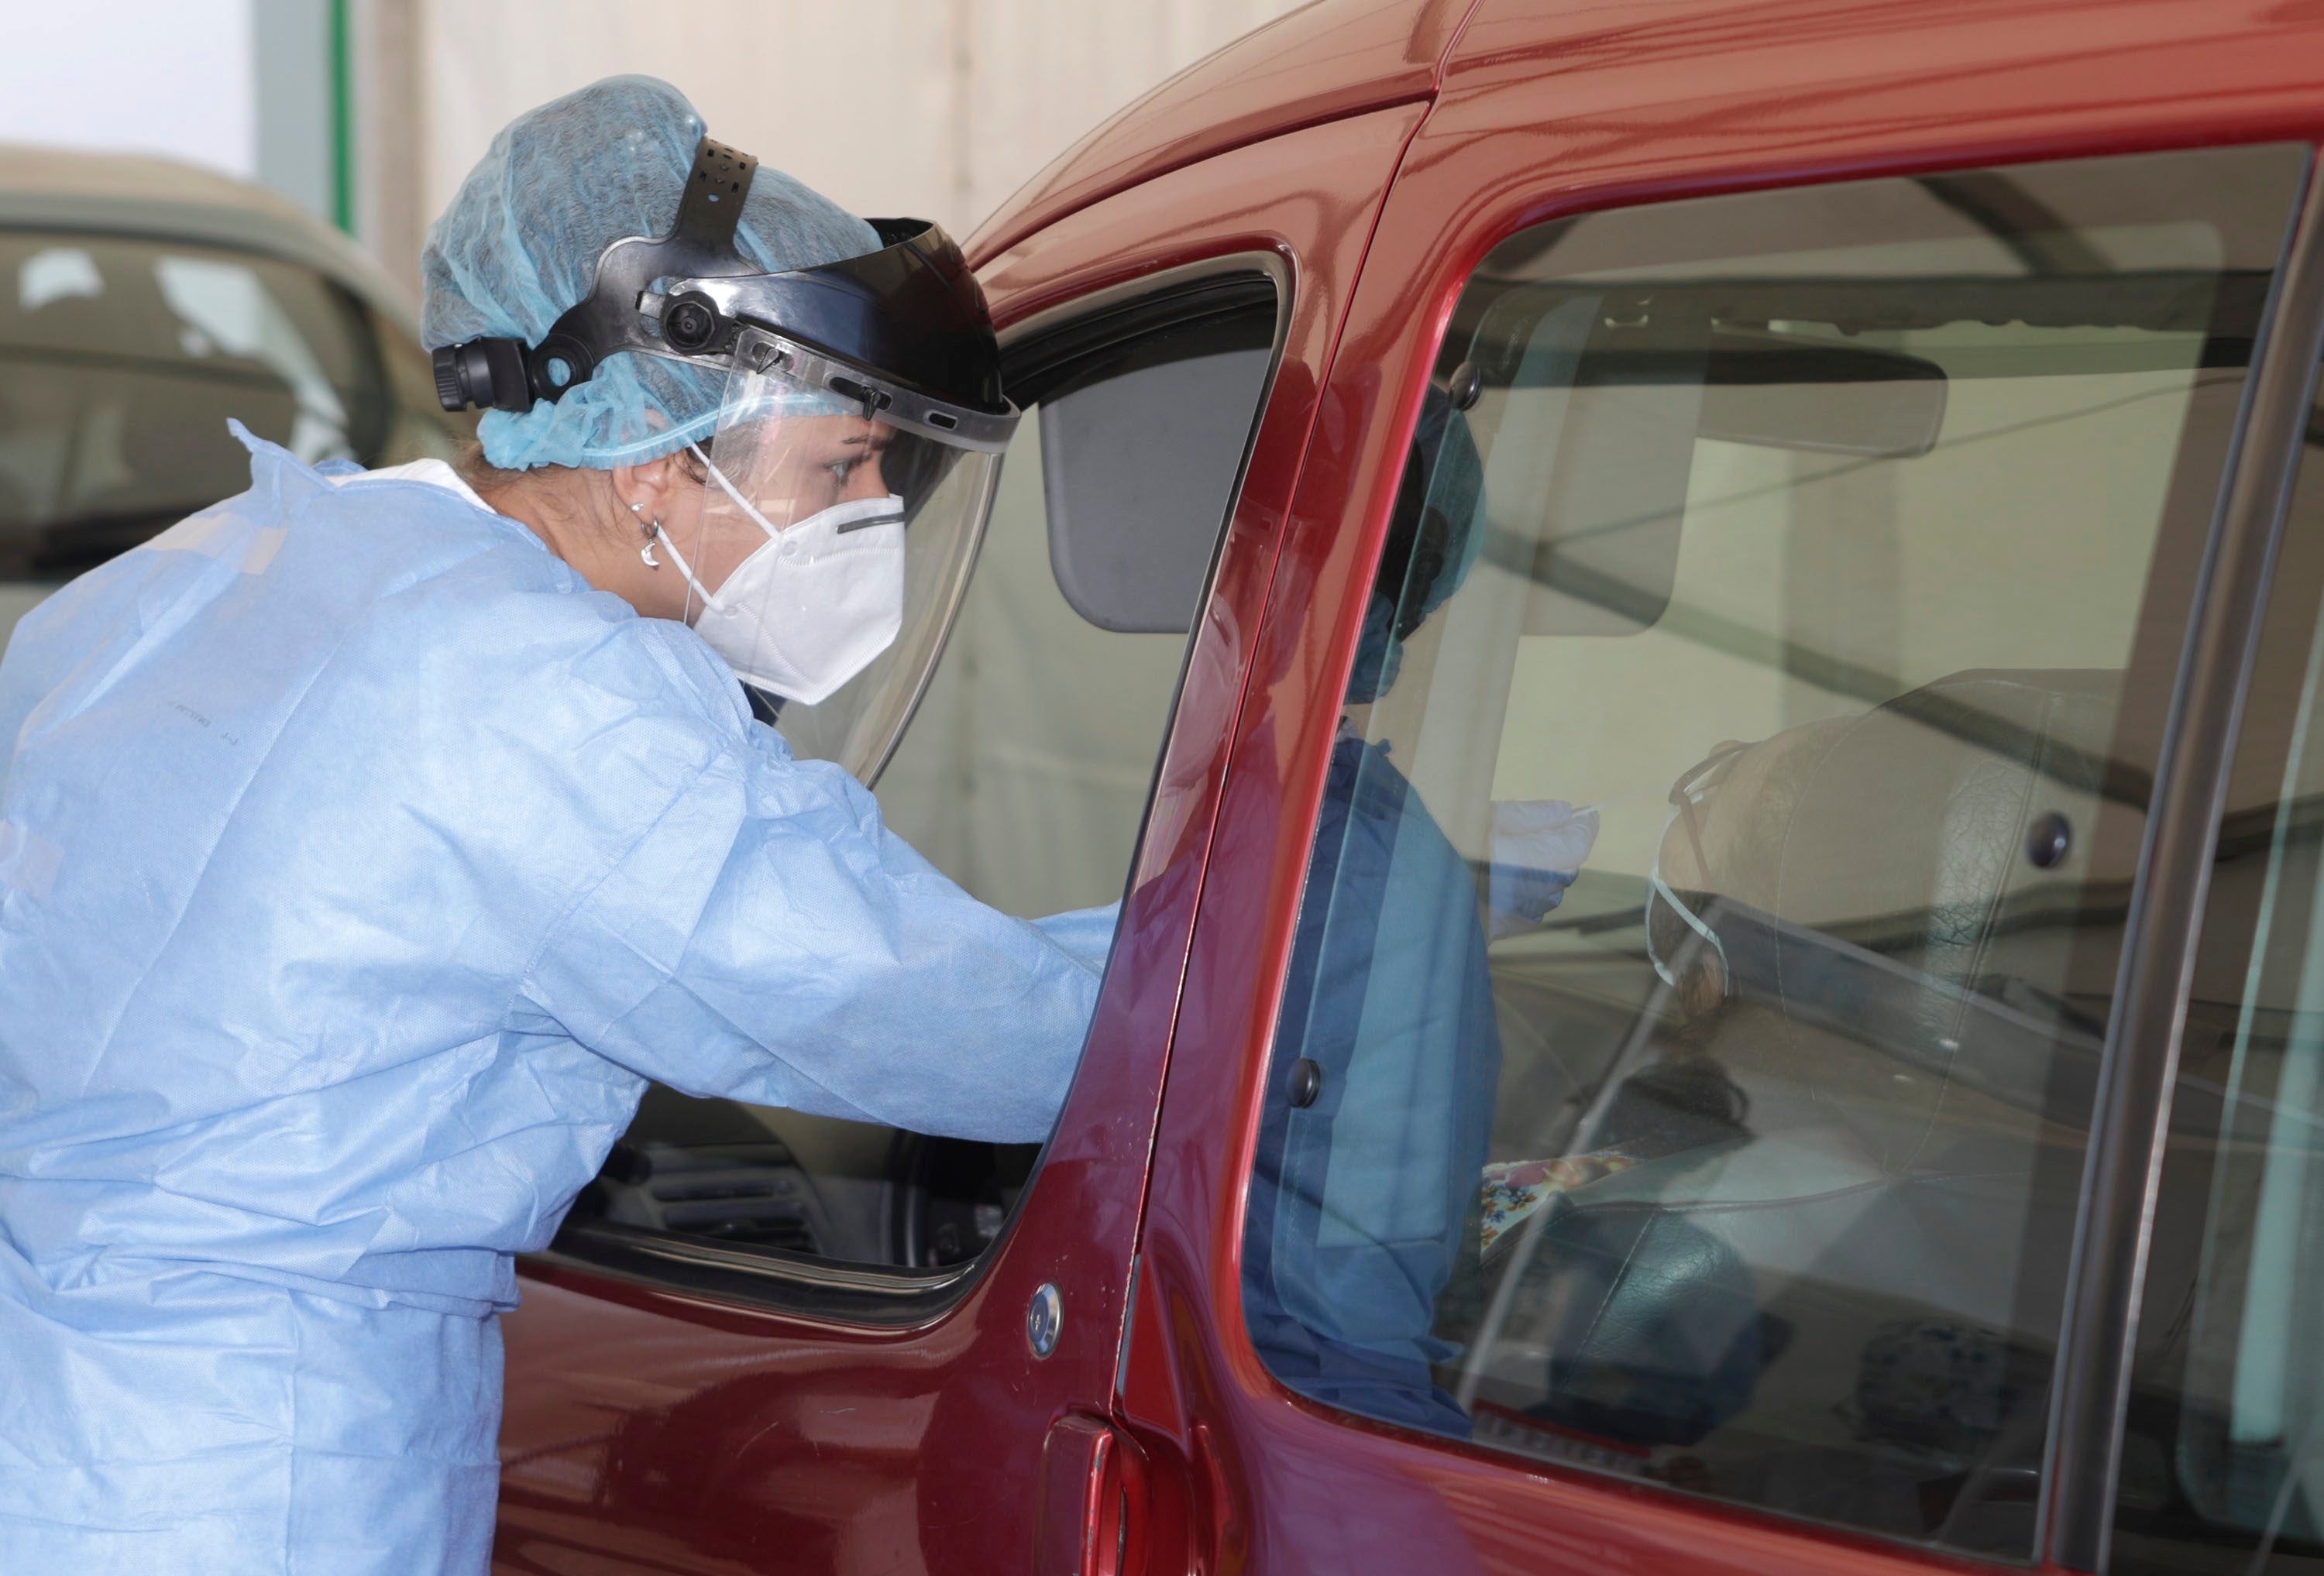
[[0, 143, 421, 334]]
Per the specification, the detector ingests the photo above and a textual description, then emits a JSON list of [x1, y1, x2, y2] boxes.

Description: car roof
[[969, 0, 2324, 269], [967, 0, 1469, 266], [0, 143, 422, 331]]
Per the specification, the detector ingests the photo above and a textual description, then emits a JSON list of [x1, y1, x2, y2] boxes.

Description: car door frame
[[1123, 8, 2324, 1574], [489, 101, 1426, 1576]]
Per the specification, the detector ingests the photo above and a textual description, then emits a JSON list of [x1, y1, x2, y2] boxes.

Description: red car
[[491, 3, 2324, 1573]]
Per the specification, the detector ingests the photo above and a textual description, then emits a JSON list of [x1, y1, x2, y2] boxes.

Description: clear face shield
[[654, 327, 1007, 769], [426, 131, 1017, 773]]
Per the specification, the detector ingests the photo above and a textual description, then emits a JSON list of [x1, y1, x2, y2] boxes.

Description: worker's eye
[[828, 458, 857, 483]]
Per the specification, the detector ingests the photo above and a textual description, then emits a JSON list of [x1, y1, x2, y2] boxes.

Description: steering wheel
[[888, 1133, 1040, 1268]]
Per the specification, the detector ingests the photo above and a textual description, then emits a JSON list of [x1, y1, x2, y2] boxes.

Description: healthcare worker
[[1243, 387, 1598, 1433], [0, 77, 1109, 1576]]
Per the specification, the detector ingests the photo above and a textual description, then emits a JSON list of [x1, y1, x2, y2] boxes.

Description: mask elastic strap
[[1645, 792, 1731, 993], [1645, 875, 1729, 991], [690, 442, 781, 543], [649, 522, 720, 613], [669, 440, 783, 623], [1669, 740, 1750, 887]]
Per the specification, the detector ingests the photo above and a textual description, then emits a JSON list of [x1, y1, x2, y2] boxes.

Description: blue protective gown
[[0, 431, 1105, 1575]]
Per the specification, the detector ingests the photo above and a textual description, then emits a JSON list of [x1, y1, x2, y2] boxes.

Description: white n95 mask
[[657, 448, 907, 705]]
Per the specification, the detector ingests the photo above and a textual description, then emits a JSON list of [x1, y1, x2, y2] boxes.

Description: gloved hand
[[1486, 799, 1600, 941]]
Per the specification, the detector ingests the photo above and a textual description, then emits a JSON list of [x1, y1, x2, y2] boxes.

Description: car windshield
[[0, 230, 472, 651]]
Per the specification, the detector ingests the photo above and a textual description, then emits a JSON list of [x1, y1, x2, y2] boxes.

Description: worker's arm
[[521, 719, 1108, 1144]]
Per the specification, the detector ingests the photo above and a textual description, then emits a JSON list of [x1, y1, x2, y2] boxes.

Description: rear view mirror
[[1700, 328, 1948, 458], [1497, 315, 1950, 639], [1581, 326, 1949, 458]]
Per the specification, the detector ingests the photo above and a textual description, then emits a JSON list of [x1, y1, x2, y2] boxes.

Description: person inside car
[[1244, 387, 1599, 1434]]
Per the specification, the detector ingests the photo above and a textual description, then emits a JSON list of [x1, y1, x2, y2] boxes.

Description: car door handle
[[1036, 1413, 1150, 1576]]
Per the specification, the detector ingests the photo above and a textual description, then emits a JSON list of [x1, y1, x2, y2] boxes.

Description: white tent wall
[[0, 0, 256, 180], [360, 0, 1310, 290]]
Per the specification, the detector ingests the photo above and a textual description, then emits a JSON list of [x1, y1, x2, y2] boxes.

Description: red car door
[[1124, 3, 2324, 1574], [488, 94, 1425, 1576]]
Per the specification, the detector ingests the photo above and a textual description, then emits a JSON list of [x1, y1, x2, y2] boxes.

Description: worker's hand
[[1486, 799, 1600, 942]]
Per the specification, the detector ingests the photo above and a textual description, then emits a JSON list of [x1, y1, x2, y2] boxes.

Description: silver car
[[0, 144, 473, 650]]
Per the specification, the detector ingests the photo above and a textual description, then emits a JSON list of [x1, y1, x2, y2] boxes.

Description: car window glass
[[1036, 310, 1275, 635], [1238, 147, 2303, 1559], [0, 232, 470, 657], [558, 290, 1277, 1272], [865, 405, 1190, 915], [2113, 360, 2324, 1576]]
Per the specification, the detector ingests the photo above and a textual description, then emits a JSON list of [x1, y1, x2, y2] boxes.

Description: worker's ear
[[607, 452, 695, 526]]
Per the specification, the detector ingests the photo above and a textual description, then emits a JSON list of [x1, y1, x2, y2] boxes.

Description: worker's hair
[[453, 440, 707, 535]]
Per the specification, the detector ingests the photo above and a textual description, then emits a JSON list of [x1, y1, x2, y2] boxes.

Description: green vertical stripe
[[329, 0, 353, 233]]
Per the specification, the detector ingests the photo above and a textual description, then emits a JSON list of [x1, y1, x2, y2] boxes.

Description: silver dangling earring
[[629, 500, 662, 568]]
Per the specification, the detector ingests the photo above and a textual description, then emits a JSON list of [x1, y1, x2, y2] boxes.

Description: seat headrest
[[1772, 670, 2121, 999], [1650, 671, 2125, 1135]]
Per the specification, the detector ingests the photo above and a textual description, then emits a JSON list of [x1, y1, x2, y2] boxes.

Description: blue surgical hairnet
[[421, 75, 882, 471]]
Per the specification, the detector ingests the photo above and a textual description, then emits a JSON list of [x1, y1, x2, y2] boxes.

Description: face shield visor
[[652, 326, 1005, 761]]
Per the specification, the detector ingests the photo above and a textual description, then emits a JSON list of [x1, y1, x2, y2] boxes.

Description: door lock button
[[1288, 1058, 1323, 1108]]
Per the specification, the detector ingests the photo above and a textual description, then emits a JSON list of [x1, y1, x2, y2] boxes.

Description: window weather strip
[[2043, 149, 2324, 1573]]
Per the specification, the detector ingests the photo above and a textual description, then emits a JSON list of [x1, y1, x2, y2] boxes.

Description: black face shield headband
[[429, 135, 1016, 453]]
